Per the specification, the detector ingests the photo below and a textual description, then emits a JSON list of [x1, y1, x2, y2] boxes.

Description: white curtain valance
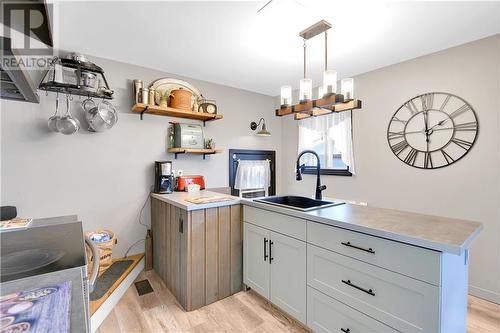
[[298, 111, 356, 174], [234, 160, 271, 190]]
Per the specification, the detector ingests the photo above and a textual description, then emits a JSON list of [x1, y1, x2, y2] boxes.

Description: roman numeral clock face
[[387, 92, 478, 169]]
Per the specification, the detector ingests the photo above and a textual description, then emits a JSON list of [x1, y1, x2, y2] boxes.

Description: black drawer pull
[[264, 238, 268, 261], [269, 240, 274, 263], [342, 279, 375, 296], [341, 241, 375, 254], [341, 329, 350, 333]]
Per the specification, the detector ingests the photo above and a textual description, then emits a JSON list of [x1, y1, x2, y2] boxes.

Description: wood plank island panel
[[150, 197, 243, 311]]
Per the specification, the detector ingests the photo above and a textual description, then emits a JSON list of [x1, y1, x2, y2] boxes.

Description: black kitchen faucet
[[296, 150, 327, 200]]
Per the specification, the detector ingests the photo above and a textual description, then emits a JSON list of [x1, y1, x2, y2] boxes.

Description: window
[[298, 111, 355, 176]]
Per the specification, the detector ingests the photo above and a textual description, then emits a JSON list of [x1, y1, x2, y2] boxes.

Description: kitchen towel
[[235, 160, 271, 190]]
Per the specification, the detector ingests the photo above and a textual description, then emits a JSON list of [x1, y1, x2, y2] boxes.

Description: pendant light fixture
[[276, 20, 362, 120], [299, 39, 312, 102]]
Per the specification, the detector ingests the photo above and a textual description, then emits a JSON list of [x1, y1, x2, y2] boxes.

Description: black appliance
[[154, 161, 173, 194]]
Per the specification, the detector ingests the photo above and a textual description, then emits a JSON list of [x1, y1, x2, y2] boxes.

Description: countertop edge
[[242, 200, 482, 255], [151, 192, 241, 211]]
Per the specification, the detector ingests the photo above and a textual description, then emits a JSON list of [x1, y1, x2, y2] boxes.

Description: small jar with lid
[[140, 88, 149, 105], [148, 88, 156, 105]]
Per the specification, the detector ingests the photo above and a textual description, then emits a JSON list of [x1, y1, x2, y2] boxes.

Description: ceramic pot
[[169, 88, 192, 110]]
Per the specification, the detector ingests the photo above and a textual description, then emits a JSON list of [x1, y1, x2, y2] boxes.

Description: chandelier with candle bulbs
[[276, 20, 362, 120]]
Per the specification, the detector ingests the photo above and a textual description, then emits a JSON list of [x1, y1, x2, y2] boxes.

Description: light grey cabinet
[[243, 223, 270, 297], [269, 231, 307, 323], [242, 205, 470, 333], [243, 221, 307, 324]]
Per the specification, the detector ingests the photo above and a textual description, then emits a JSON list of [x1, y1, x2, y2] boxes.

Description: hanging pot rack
[[38, 55, 114, 100]]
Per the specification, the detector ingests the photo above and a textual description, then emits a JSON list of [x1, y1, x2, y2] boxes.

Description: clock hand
[[428, 118, 449, 132], [403, 126, 454, 135], [423, 111, 430, 143]]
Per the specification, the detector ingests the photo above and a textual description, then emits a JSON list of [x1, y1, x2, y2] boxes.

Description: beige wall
[[280, 35, 500, 303], [0, 56, 280, 258]]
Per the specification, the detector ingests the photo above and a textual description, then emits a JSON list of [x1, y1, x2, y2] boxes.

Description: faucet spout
[[296, 150, 327, 200]]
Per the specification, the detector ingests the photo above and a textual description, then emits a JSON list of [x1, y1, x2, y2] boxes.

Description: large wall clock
[[387, 92, 478, 169]]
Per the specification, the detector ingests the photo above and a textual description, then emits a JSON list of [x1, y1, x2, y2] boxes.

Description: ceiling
[[55, 1, 500, 96]]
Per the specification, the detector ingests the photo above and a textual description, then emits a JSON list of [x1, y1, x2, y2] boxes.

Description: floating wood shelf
[[275, 94, 362, 120], [167, 148, 222, 159], [132, 103, 223, 124]]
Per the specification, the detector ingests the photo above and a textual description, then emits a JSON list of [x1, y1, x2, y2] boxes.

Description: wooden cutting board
[[184, 196, 235, 204]]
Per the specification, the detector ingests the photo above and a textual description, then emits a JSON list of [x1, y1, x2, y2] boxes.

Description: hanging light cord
[[303, 38, 307, 78], [324, 31, 328, 71]]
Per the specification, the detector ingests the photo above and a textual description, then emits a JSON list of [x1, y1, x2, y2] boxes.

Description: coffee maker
[[154, 161, 173, 194]]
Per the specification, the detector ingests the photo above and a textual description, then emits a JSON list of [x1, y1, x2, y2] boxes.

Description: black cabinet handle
[[341, 328, 350, 333], [341, 241, 375, 254], [269, 240, 274, 263], [264, 238, 268, 261], [341, 279, 375, 296]]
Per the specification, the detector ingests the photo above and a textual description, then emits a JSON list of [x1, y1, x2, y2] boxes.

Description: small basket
[[85, 229, 117, 277]]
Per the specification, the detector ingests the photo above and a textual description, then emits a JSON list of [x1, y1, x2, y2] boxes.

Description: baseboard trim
[[90, 257, 145, 332], [469, 285, 500, 304]]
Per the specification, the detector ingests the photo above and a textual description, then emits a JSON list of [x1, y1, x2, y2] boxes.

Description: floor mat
[[90, 260, 133, 301]]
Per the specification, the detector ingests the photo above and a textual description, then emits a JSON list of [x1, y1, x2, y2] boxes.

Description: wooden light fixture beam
[[276, 94, 362, 119]]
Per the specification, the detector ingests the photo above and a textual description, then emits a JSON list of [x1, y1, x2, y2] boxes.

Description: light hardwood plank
[[97, 270, 500, 333], [467, 295, 500, 333]]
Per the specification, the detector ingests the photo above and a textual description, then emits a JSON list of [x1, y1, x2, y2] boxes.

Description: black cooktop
[[0, 217, 86, 283]]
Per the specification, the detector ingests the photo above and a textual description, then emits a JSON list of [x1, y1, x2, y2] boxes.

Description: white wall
[[0, 55, 280, 257], [280, 35, 500, 303]]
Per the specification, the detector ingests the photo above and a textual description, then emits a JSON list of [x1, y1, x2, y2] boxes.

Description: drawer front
[[307, 287, 398, 333], [307, 244, 439, 333], [243, 206, 306, 241], [307, 222, 441, 285]]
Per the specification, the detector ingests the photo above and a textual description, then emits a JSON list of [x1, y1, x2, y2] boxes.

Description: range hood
[[0, 37, 40, 103], [0, 0, 52, 103]]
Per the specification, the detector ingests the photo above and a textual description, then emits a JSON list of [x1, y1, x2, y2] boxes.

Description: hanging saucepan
[[82, 98, 118, 132], [47, 94, 61, 132], [56, 95, 80, 135]]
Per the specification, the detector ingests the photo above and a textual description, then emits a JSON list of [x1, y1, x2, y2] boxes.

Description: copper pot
[[169, 88, 192, 110]]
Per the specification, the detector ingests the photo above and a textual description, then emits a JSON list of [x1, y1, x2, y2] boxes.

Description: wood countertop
[[242, 200, 482, 255], [151, 190, 241, 211]]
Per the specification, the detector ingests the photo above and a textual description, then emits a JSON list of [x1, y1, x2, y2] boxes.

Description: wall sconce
[[250, 118, 271, 137]]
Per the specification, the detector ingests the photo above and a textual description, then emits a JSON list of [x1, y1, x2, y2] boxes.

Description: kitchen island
[[150, 191, 242, 311], [241, 199, 482, 333]]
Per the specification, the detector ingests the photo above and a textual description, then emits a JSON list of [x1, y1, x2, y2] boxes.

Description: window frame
[[302, 166, 352, 177]]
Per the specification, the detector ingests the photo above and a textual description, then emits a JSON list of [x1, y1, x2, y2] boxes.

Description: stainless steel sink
[[254, 196, 344, 212]]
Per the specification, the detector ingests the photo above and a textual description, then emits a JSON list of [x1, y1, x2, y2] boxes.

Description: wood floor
[[97, 270, 500, 333]]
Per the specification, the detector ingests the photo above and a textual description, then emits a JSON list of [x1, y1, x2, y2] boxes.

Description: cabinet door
[[243, 223, 270, 298], [307, 287, 398, 333], [269, 231, 307, 324]]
